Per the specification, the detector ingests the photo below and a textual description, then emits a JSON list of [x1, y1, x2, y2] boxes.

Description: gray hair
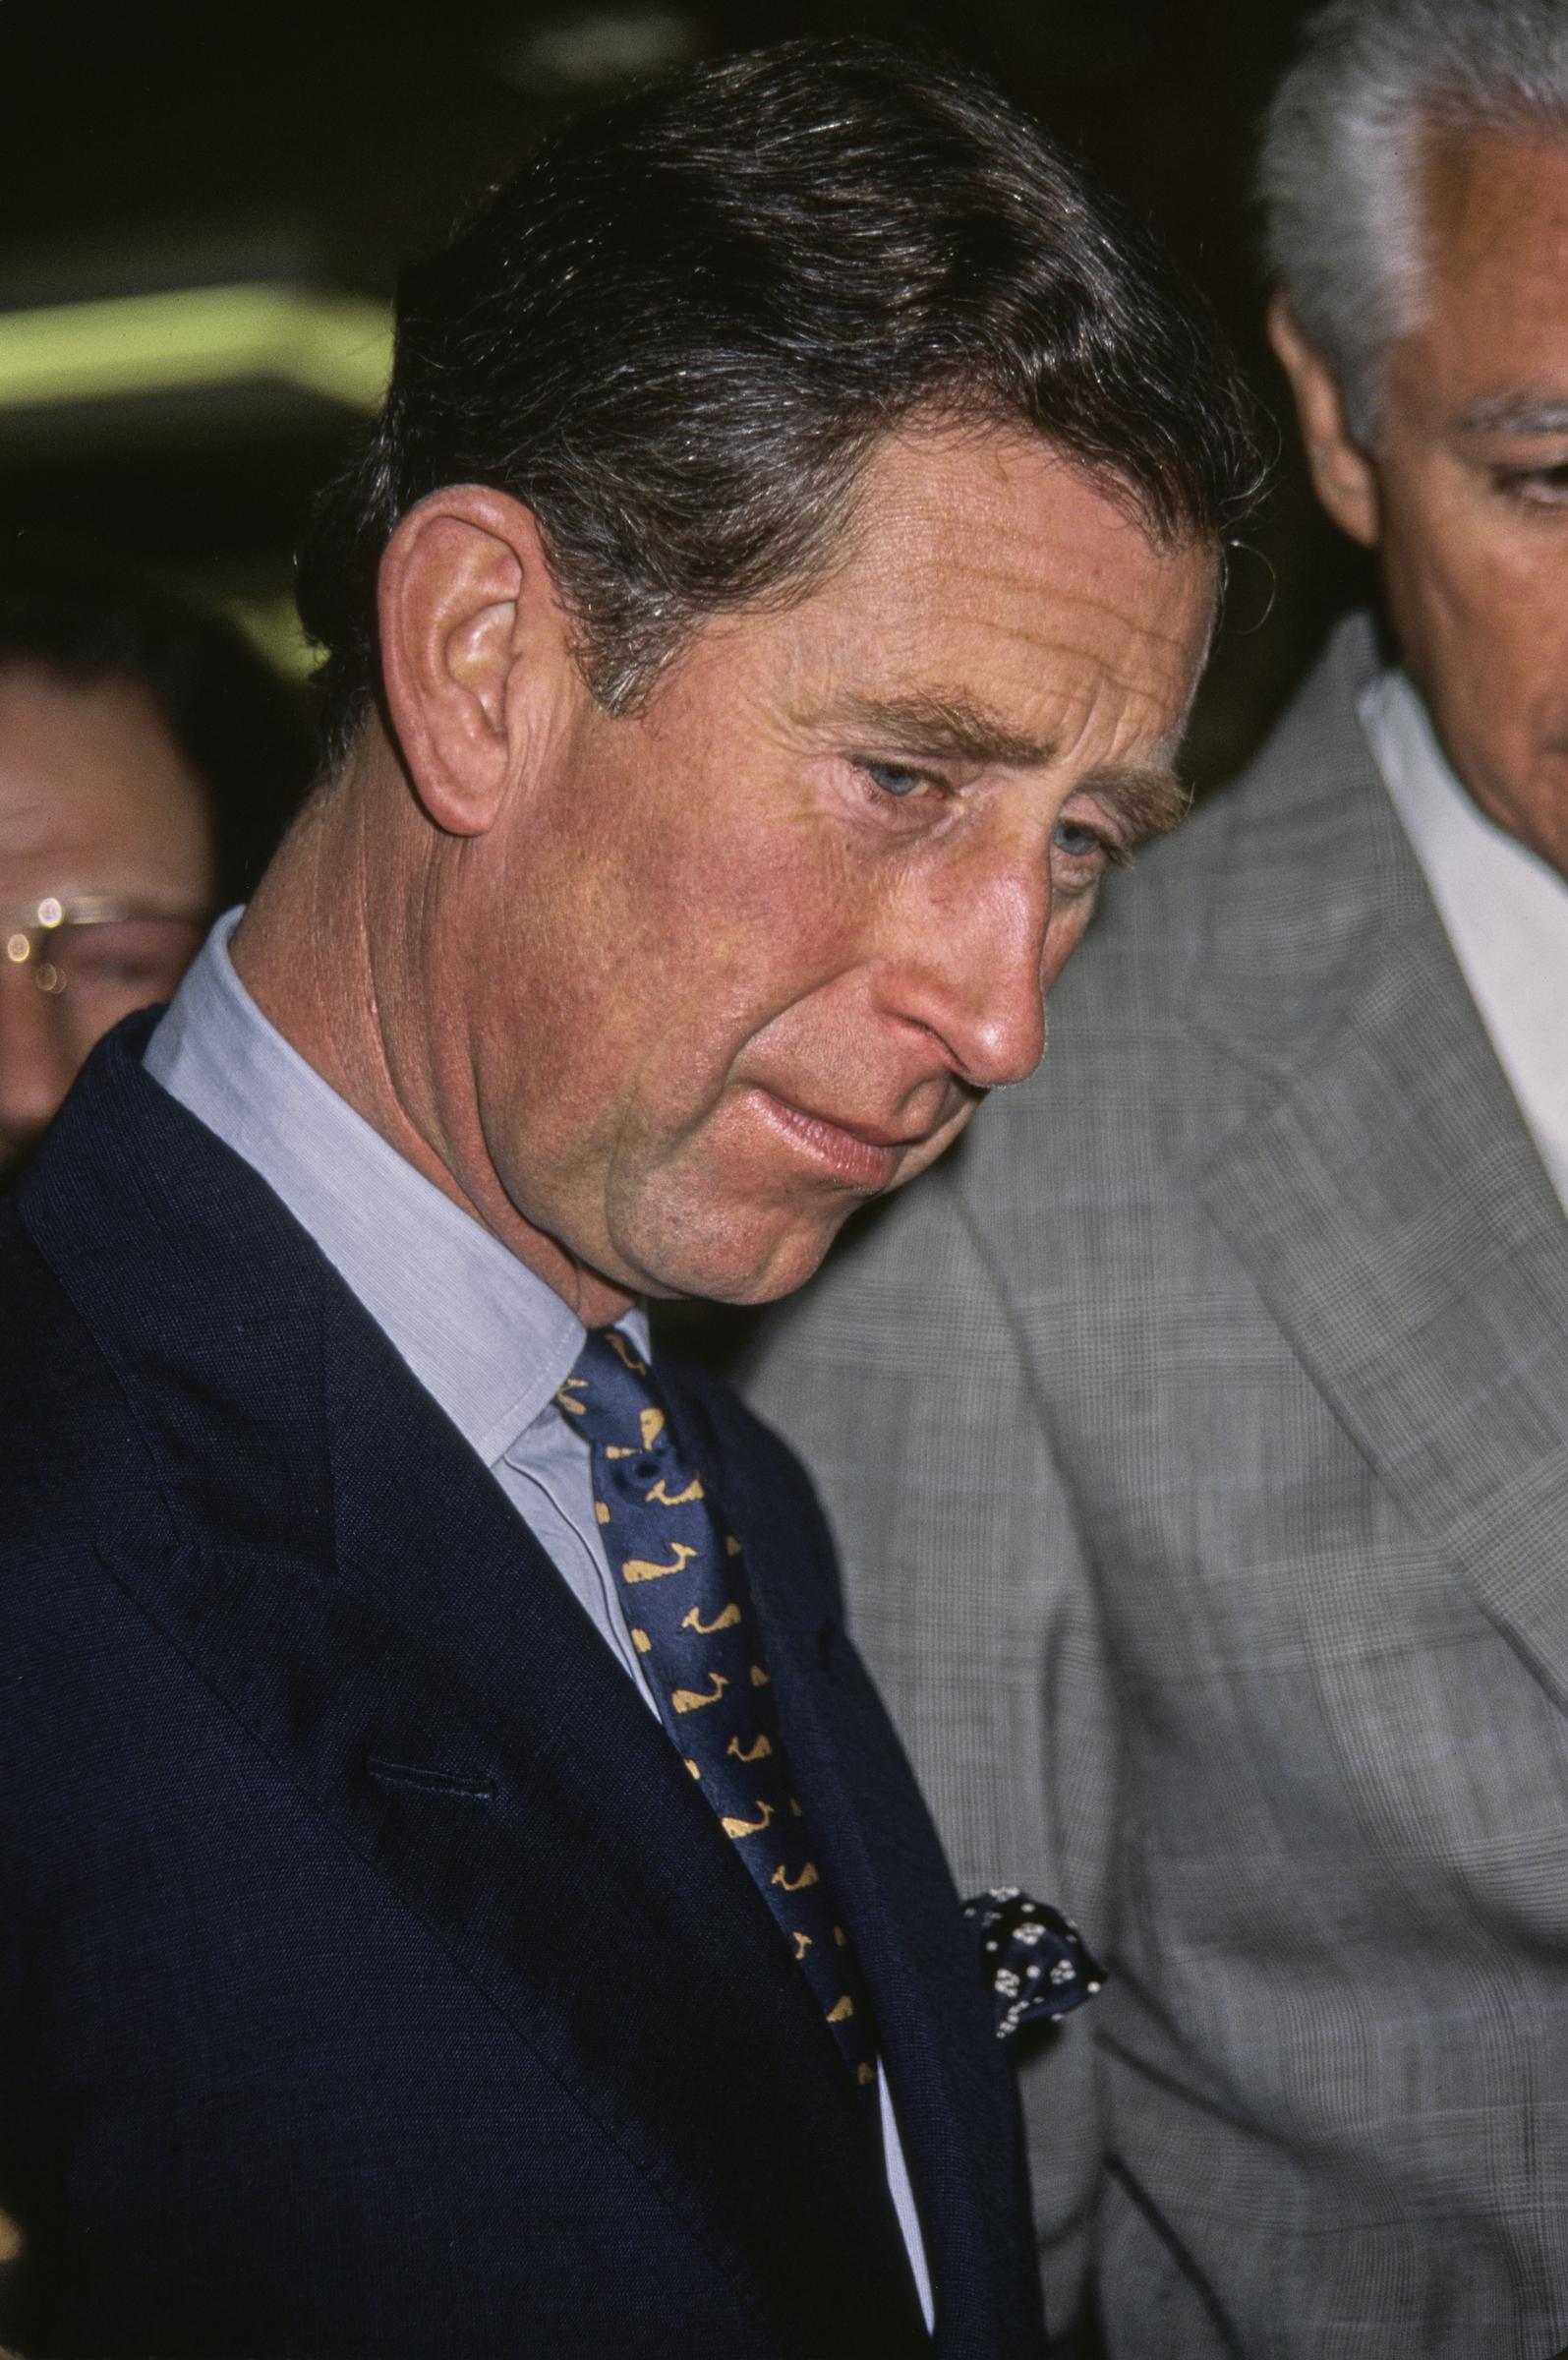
[[1258, 0, 1568, 442]]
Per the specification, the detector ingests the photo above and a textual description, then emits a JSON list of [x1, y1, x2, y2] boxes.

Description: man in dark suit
[[0, 40, 1251, 2359], [745, 3, 1568, 2351]]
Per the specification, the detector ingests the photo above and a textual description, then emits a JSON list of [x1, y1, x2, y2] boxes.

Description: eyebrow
[[1455, 394, 1568, 437], [817, 690, 1189, 841], [1078, 762, 1191, 843], [821, 690, 1057, 769]]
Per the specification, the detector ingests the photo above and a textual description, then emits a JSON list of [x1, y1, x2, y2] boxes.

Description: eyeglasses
[[1, 895, 211, 1039]]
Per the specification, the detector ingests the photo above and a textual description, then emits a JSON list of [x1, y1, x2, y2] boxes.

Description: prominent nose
[[0, 966, 79, 1173], [886, 839, 1053, 1092]]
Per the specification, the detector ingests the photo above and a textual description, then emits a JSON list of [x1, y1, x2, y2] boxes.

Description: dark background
[[0, 0, 1373, 785]]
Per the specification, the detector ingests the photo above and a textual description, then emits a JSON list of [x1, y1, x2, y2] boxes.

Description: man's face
[[0, 669, 215, 1176], [1331, 127, 1568, 875], [457, 425, 1214, 1307]]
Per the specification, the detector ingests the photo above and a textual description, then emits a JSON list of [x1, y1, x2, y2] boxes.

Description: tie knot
[[558, 1325, 668, 1454]]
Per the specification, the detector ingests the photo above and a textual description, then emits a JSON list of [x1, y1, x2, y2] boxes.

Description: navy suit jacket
[[0, 1018, 1043, 2360]]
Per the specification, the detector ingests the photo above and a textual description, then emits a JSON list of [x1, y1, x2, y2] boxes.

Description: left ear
[[1267, 294, 1383, 549], [376, 484, 576, 837]]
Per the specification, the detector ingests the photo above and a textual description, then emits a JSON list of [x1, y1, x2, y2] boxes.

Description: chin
[[621, 1200, 845, 1310]]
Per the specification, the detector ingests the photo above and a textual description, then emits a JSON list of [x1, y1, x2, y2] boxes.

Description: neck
[[230, 732, 635, 1327]]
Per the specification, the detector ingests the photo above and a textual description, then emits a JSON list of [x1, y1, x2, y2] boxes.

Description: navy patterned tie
[[559, 1326, 878, 2094]]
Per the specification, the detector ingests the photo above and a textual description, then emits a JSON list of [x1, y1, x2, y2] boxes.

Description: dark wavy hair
[[299, 37, 1263, 767]]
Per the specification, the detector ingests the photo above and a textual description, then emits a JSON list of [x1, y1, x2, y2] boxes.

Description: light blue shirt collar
[[144, 910, 638, 1466]]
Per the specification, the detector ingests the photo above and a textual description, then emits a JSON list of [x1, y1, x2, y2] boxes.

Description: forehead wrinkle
[[902, 534, 1211, 637]]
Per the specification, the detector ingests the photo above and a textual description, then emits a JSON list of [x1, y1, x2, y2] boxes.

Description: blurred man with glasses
[[0, 550, 309, 1177]]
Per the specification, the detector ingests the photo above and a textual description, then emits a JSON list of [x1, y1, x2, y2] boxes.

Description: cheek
[[655, 807, 872, 1039], [512, 725, 883, 1141], [1397, 537, 1563, 758], [1476, 542, 1568, 704], [1041, 893, 1098, 994], [1384, 473, 1551, 690]]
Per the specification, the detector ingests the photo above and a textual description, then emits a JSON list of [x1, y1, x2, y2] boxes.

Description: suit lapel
[[670, 1371, 1039, 2355], [23, 1034, 922, 2354], [1196, 621, 1568, 1712]]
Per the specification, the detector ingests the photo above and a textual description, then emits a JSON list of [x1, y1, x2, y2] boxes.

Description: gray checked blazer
[[742, 616, 1568, 2358]]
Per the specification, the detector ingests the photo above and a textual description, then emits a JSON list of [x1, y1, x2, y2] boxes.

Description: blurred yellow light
[[0, 285, 393, 414], [224, 590, 317, 682]]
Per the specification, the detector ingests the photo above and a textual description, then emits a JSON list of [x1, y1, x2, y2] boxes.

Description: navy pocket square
[[962, 1887, 1106, 2039]]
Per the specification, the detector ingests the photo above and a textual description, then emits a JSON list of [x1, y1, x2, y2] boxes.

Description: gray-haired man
[[744, 2, 1568, 2350]]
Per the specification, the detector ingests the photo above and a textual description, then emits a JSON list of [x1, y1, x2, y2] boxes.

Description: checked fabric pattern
[[560, 1326, 878, 2094]]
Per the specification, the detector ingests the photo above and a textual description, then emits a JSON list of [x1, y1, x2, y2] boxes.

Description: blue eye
[[1054, 815, 1131, 872], [862, 761, 929, 799]]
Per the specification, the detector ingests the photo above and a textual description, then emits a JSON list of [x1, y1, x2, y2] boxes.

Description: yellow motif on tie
[[555, 1379, 588, 1416], [646, 1475, 704, 1506], [792, 1931, 812, 1961], [608, 1329, 650, 1377], [720, 1799, 775, 1839], [750, 1664, 772, 1687], [639, 1407, 666, 1449], [833, 1925, 847, 1946], [725, 1535, 742, 1557], [771, 1860, 819, 1893], [826, 1995, 854, 2024], [671, 1672, 728, 1714], [595, 1502, 610, 1525], [606, 1446, 637, 1458], [630, 1627, 652, 1655], [857, 2062, 875, 2087], [787, 1797, 803, 1817], [726, 1731, 772, 1762], [684, 1758, 702, 1780], [682, 1602, 740, 1635], [622, 1541, 698, 1584]]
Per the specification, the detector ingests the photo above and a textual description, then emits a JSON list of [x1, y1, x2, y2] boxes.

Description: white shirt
[[144, 912, 933, 2330], [1361, 670, 1568, 1216]]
